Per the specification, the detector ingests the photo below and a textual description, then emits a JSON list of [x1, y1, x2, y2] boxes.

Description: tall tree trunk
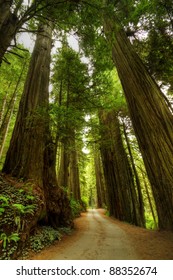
[[123, 121, 145, 227], [94, 149, 106, 208], [2, 21, 52, 181], [0, 1, 43, 65], [0, 90, 8, 127], [103, 13, 173, 230], [58, 141, 70, 188], [0, 0, 13, 29], [0, 94, 16, 160], [99, 110, 143, 226], [0, 11, 19, 65], [141, 169, 157, 228], [2, 20, 72, 228], [69, 130, 81, 201]]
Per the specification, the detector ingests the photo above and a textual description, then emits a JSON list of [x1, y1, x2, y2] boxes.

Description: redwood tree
[[93, 148, 106, 208], [99, 109, 145, 227], [2, 20, 72, 228], [103, 8, 173, 230]]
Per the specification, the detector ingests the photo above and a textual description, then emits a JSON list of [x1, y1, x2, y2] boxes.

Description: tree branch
[[6, 50, 24, 59]]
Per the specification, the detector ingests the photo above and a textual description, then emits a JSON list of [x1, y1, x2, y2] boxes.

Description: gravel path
[[32, 209, 139, 260]]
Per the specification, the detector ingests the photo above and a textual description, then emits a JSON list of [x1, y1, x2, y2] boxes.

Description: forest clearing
[[0, 1, 173, 260]]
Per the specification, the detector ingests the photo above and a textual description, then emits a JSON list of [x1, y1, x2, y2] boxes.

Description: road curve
[[32, 209, 139, 260]]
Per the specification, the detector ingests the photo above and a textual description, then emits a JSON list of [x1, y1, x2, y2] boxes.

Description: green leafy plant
[[18, 188, 24, 193], [12, 203, 25, 214], [0, 208, 5, 215], [145, 212, 157, 229], [59, 227, 72, 235], [12, 203, 36, 215], [14, 216, 25, 232], [24, 205, 36, 215], [0, 196, 9, 206], [8, 233, 20, 243], [0, 195, 10, 216], [70, 197, 81, 218], [0, 233, 8, 249], [29, 226, 62, 252], [0, 232, 20, 249], [26, 195, 35, 201]]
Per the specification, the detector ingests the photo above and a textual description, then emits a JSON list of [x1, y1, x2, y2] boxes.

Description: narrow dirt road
[[32, 209, 139, 260]]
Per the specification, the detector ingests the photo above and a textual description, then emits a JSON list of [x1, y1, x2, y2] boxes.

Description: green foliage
[[105, 210, 110, 217], [0, 195, 9, 216], [12, 203, 36, 215], [29, 226, 62, 252], [81, 196, 89, 208], [70, 197, 82, 218], [59, 227, 72, 235], [0, 45, 30, 168], [0, 175, 41, 259], [0, 195, 10, 215], [0, 232, 20, 249], [145, 213, 157, 230], [14, 216, 24, 232], [0, 195, 9, 205]]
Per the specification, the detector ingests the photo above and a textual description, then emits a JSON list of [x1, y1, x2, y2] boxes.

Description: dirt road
[[32, 209, 139, 260]]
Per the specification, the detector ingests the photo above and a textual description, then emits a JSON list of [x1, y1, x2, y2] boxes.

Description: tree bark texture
[[103, 14, 173, 230], [3, 22, 52, 182], [0, 3, 19, 65], [99, 110, 142, 226], [0, 0, 13, 29], [123, 122, 145, 227], [94, 149, 106, 208], [58, 141, 70, 188], [2, 20, 72, 228], [69, 130, 81, 201]]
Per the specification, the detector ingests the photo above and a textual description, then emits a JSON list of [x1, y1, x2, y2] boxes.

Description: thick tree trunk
[[99, 110, 142, 226], [58, 142, 70, 188], [0, 0, 13, 29], [3, 22, 52, 182], [2, 20, 72, 228], [0, 0, 42, 65], [0, 11, 19, 65], [43, 135, 72, 228], [103, 14, 173, 230]]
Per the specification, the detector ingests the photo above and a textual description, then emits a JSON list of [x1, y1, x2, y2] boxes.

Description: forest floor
[[28, 209, 173, 260]]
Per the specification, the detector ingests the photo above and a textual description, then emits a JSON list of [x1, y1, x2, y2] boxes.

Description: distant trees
[[51, 43, 90, 204]]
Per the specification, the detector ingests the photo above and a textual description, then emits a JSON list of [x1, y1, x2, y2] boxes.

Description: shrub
[[70, 197, 81, 218], [29, 226, 62, 252]]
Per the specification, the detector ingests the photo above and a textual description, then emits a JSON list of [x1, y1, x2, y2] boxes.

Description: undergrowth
[[0, 175, 41, 259], [19, 226, 72, 259], [70, 197, 87, 218]]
